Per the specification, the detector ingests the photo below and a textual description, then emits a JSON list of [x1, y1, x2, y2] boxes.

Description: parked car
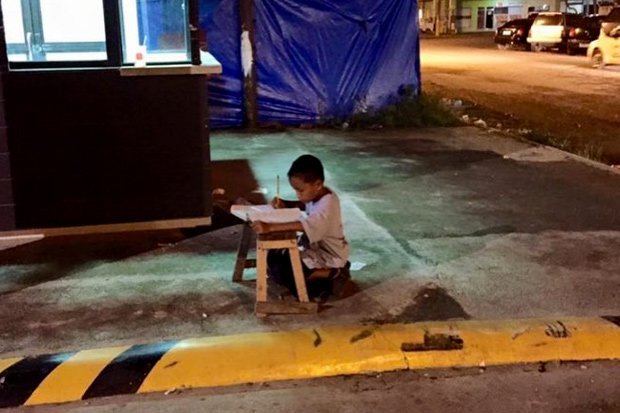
[[587, 7, 620, 67], [566, 15, 603, 54], [495, 18, 535, 50], [605, 5, 620, 21], [527, 12, 599, 54], [600, 5, 620, 37]]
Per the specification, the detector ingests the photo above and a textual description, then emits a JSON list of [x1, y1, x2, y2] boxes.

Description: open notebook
[[230, 205, 305, 223]]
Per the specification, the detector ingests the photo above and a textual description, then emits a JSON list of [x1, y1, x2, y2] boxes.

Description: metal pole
[[188, 0, 201, 65], [434, 0, 441, 36], [448, 0, 454, 33], [240, 0, 258, 129]]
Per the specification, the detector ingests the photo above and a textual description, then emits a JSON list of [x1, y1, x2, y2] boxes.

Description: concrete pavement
[[1, 127, 620, 407]]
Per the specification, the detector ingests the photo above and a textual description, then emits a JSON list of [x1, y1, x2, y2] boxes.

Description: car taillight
[[517, 28, 524, 35], [569, 27, 576, 37]]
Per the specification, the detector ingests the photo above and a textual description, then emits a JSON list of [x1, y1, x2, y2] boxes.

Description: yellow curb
[[0, 358, 22, 376], [1, 317, 619, 407], [392, 317, 620, 369], [139, 317, 620, 393], [24, 345, 131, 406], [139, 325, 406, 392]]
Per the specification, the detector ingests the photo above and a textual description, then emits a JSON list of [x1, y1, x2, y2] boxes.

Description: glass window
[[534, 14, 563, 25], [607, 7, 620, 23], [40, 0, 106, 43], [2, 0, 25, 44], [565, 14, 585, 27], [120, 0, 190, 65], [1, 0, 107, 62]]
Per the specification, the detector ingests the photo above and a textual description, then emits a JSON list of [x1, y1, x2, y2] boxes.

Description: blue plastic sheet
[[201, 0, 420, 127], [201, 0, 244, 128], [254, 0, 420, 125], [137, 0, 186, 51]]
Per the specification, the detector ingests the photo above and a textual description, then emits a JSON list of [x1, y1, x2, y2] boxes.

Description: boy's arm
[[272, 197, 305, 210], [251, 220, 304, 234]]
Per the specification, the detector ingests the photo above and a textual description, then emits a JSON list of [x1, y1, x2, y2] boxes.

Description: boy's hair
[[288, 154, 324, 183]]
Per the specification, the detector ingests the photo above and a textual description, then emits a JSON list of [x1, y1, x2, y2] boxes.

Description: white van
[[587, 7, 620, 67], [527, 12, 591, 53]]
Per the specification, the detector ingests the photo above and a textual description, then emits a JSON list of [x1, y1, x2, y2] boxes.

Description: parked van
[[587, 7, 620, 67], [527, 12, 598, 54]]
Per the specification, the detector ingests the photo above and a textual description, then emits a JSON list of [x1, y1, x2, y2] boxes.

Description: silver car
[[527, 12, 592, 54]]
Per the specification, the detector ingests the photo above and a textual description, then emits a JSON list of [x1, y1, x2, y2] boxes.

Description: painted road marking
[[24, 346, 131, 406], [390, 318, 620, 369], [0, 359, 21, 379], [0, 317, 619, 408], [139, 326, 407, 392], [82, 341, 177, 400], [0, 352, 74, 408]]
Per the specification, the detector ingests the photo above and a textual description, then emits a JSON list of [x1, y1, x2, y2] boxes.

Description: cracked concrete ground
[[1, 128, 619, 358]]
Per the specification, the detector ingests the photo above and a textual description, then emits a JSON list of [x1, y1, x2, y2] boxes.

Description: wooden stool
[[232, 222, 318, 316]]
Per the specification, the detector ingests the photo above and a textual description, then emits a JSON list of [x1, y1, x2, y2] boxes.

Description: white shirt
[[299, 190, 349, 269]]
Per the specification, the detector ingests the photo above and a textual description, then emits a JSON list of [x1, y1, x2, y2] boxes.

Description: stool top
[[257, 231, 298, 241], [231, 205, 304, 223]]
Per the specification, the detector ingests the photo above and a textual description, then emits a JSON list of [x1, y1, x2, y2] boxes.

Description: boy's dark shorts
[[267, 249, 351, 301]]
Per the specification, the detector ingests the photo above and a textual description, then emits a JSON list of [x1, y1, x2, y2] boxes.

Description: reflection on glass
[[120, 0, 190, 65], [40, 0, 106, 43], [1, 0, 25, 44], [2, 0, 106, 62]]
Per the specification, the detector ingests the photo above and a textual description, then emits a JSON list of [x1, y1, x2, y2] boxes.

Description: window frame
[[4, 0, 194, 70]]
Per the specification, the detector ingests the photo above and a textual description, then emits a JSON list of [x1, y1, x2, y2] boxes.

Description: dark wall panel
[[0, 5, 15, 231], [5, 70, 211, 228]]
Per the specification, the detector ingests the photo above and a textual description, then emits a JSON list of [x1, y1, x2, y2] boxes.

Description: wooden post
[[232, 222, 254, 282], [240, 0, 258, 129]]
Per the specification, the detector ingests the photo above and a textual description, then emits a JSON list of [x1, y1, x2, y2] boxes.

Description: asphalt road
[[6, 361, 620, 412], [421, 33, 620, 164]]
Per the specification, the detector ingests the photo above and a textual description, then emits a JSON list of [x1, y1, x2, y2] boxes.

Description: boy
[[251, 154, 350, 301]]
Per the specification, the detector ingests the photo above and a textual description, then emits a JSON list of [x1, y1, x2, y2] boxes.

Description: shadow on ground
[[0, 159, 267, 295]]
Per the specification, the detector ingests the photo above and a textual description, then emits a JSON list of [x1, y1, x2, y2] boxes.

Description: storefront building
[[419, 0, 617, 33], [0, 0, 221, 233]]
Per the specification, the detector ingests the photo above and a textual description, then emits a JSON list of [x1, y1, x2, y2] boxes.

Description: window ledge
[[119, 52, 222, 77]]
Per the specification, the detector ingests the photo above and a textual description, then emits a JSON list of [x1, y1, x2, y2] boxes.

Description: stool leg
[[232, 222, 253, 282], [288, 247, 310, 302], [256, 246, 268, 303]]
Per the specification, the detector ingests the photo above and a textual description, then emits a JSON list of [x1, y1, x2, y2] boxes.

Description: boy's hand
[[271, 197, 286, 209], [251, 220, 270, 234]]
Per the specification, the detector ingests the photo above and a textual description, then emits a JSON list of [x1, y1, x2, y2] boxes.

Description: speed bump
[[1, 316, 619, 408]]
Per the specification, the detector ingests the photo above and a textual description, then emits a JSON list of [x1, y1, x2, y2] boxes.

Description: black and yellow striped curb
[[1, 316, 619, 408]]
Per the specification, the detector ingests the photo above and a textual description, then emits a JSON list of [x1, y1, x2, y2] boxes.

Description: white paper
[[230, 205, 304, 223]]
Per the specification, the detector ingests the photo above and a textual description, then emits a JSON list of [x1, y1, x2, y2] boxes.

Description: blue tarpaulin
[[138, 1, 186, 51], [201, 0, 245, 128], [201, 0, 420, 128]]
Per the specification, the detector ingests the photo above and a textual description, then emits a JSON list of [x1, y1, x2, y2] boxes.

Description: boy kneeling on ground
[[251, 154, 351, 302]]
